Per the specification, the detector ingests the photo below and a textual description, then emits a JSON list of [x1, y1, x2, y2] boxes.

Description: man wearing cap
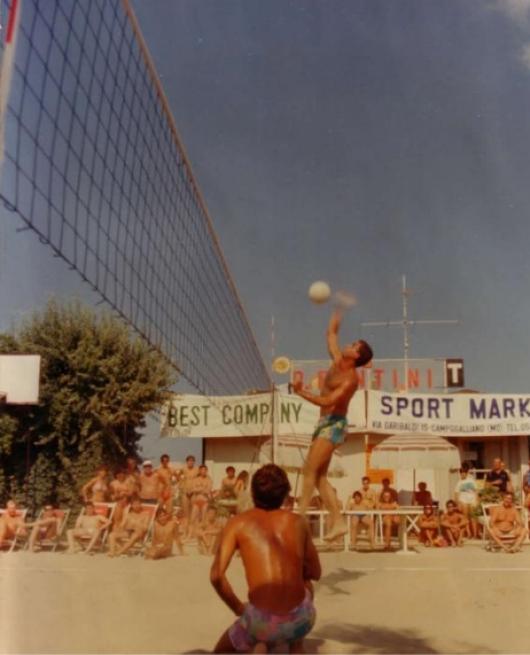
[[139, 461, 166, 504]]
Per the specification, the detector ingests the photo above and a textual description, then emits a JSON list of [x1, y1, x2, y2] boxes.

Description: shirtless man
[[489, 492, 527, 553], [124, 456, 140, 497], [440, 500, 467, 547], [197, 506, 222, 555], [109, 469, 130, 501], [211, 464, 321, 654], [67, 502, 111, 554], [176, 455, 198, 526], [190, 465, 213, 534], [417, 505, 439, 546], [108, 497, 150, 557], [138, 460, 166, 504], [293, 308, 373, 540], [378, 490, 400, 551], [0, 500, 27, 548], [27, 505, 62, 552], [347, 491, 374, 551], [144, 507, 184, 559], [157, 454, 176, 512]]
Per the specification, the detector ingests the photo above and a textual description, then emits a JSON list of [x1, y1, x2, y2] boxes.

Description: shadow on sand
[[307, 622, 497, 654], [316, 567, 367, 595]]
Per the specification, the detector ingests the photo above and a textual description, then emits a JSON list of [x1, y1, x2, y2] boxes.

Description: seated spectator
[[27, 504, 62, 552], [144, 506, 184, 559], [107, 497, 150, 557], [379, 477, 398, 503], [0, 500, 27, 548], [485, 457, 513, 495], [197, 506, 223, 555], [111, 495, 130, 533], [67, 502, 111, 554], [139, 460, 166, 504], [489, 492, 527, 553], [81, 466, 110, 503], [219, 466, 237, 500], [347, 491, 374, 550], [454, 467, 479, 539], [360, 476, 378, 507], [440, 500, 467, 547], [378, 490, 400, 551], [109, 469, 130, 501], [417, 505, 439, 546], [413, 482, 433, 507]]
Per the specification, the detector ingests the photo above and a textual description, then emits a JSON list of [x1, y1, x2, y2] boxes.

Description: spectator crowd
[[0, 455, 528, 557]]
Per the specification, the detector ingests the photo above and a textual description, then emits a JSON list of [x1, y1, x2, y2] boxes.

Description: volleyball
[[308, 281, 331, 304]]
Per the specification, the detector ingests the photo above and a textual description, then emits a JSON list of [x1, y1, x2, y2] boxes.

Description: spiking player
[[293, 307, 373, 540]]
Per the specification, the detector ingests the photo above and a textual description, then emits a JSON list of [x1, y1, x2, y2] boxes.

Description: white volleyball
[[308, 281, 331, 304]]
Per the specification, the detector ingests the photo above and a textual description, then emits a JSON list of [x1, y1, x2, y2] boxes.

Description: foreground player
[[210, 464, 321, 654], [293, 308, 373, 540]]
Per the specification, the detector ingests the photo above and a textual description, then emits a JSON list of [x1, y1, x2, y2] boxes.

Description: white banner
[[160, 391, 367, 439], [368, 391, 530, 436]]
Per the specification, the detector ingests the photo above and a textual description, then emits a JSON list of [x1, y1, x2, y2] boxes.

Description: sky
[[2, 0, 530, 458]]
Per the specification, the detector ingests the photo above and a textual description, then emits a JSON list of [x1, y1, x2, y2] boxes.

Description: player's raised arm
[[326, 308, 343, 362]]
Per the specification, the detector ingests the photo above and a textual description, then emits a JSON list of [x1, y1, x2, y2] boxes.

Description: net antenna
[[0, 0, 271, 396], [361, 275, 458, 391]]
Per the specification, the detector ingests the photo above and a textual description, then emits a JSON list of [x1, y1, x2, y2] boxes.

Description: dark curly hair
[[251, 464, 291, 510]]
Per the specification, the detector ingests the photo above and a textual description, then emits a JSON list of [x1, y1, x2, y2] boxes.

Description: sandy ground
[[1, 544, 530, 654]]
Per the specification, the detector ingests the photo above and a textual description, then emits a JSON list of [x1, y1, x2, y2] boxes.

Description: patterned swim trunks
[[312, 414, 347, 446], [228, 589, 316, 652]]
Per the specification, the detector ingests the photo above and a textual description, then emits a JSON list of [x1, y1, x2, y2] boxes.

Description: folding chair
[[28, 508, 70, 552], [113, 502, 158, 556], [482, 503, 524, 552], [71, 502, 116, 553], [0, 507, 29, 552]]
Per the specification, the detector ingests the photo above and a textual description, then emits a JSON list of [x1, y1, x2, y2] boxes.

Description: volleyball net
[[0, 0, 271, 396]]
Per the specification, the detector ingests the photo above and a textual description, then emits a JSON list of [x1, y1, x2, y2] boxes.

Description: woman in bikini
[[81, 466, 110, 503]]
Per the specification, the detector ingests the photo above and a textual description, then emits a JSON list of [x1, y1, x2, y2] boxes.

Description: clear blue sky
[[2, 0, 530, 458]]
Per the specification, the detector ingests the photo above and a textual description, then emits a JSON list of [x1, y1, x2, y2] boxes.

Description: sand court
[[1, 546, 530, 653]]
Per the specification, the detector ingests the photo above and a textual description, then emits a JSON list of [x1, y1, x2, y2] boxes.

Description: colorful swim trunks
[[228, 589, 316, 652], [312, 414, 347, 446]]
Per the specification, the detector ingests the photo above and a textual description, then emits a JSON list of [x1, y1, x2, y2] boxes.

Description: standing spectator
[[379, 477, 399, 503], [81, 466, 110, 503], [124, 457, 140, 497], [413, 482, 433, 507], [454, 467, 479, 538], [234, 470, 253, 514], [138, 460, 165, 504], [109, 469, 130, 501], [189, 465, 213, 536], [178, 455, 199, 528], [378, 490, 400, 551], [485, 458, 513, 494], [347, 491, 375, 550], [157, 454, 176, 513], [440, 500, 467, 547], [417, 505, 439, 546]]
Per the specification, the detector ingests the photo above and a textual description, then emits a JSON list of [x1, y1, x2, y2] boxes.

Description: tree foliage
[[0, 300, 175, 510]]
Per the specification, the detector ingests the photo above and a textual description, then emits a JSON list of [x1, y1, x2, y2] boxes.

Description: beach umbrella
[[370, 433, 461, 498], [370, 433, 461, 471]]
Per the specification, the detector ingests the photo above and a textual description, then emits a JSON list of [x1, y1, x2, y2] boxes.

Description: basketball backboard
[[0, 354, 41, 404]]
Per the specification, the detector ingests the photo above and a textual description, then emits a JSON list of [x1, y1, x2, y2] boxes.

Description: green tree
[[0, 300, 176, 510]]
